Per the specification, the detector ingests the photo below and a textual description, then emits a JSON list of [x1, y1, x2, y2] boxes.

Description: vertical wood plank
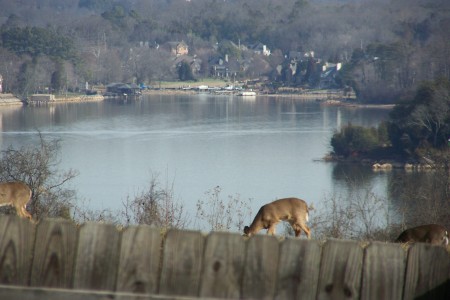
[[73, 222, 121, 291], [116, 225, 162, 294], [274, 238, 322, 300], [30, 218, 78, 288], [241, 235, 279, 300], [361, 242, 406, 300], [403, 243, 450, 300], [159, 229, 204, 297], [0, 216, 35, 286], [316, 239, 363, 300], [199, 232, 246, 298]]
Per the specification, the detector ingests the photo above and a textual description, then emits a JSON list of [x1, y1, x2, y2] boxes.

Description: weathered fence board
[[241, 235, 279, 300], [274, 238, 322, 300], [0, 216, 449, 299], [116, 225, 162, 294], [403, 243, 450, 300], [73, 222, 121, 291], [199, 232, 246, 299], [30, 218, 78, 289], [0, 284, 222, 300], [361, 242, 406, 300], [0, 216, 35, 286], [316, 239, 364, 300], [159, 229, 204, 297]]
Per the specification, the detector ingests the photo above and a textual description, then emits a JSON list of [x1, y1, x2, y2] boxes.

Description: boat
[[238, 91, 257, 96]]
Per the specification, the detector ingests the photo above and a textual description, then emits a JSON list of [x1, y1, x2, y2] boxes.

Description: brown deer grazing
[[243, 197, 311, 238], [0, 182, 33, 220], [395, 224, 448, 246]]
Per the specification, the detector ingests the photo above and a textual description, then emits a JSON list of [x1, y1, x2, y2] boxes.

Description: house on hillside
[[216, 40, 244, 52], [164, 41, 189, 56], [319, 62, 342, 88], [288, 50, 315, 61], [287, 51, 316, 74], [173, 55, 202, 75], [210, 55, 244, 78], [250, 43, 271, 56], [138, 41, 159, 49]]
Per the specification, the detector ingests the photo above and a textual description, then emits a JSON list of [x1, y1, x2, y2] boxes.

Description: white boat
[[238, 91, 257, 96]]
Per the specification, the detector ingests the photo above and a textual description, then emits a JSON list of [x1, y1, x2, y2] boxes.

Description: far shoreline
[[0, 84, 396, 108], [142, 88, 395, 108]]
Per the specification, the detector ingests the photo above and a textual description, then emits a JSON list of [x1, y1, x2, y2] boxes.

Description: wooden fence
[[0, 216, 448, 299]]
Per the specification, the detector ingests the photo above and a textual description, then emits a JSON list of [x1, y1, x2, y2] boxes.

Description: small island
[[326, 79, 450, 172]]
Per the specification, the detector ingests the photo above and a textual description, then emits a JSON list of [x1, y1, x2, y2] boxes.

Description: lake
[[0, 94, 392, 227]]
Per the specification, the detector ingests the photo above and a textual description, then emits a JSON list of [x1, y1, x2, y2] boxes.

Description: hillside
[[0, 0, 448, 102]]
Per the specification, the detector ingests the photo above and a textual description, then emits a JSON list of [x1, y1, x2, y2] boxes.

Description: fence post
[[0, 216, 35, 286], [30, 218, 78, 289], [199, 232, 246, 298], [116, 225, 162, 294], [274, 238, 322, 300], [241, 235, 279, 300], [316, 239, 363, 300], [159, 229, 204, 297], [361, 242, 406, 300], [403, 243, 450, 300], [73, 222, 121, 291]]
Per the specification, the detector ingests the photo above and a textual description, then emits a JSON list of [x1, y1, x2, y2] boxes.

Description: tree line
[[0, 0, 448, 102]]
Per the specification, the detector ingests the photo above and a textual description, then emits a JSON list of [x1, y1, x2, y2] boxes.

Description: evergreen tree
[[177, 61, 195, 81], [51, 61, 66, 94]]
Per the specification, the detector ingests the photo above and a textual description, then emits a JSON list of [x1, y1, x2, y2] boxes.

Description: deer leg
[[293, 219, 311, 239], [19, 205, 32, 220], [267, 222, 277, 235], [298, 223, 311, 239], [290, 222, 301, 237]]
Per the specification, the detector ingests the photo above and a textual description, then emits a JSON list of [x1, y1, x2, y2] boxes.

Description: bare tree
[[409, 85, 450, 147], [195, 186, 253, 232], [122, 172, 189, 230], [310, 182, 391, 242], [0, 48, 21, 93], [391, 165, 450, 231], [0, 132, 79, 220]]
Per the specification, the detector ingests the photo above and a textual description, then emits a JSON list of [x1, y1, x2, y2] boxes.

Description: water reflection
[[332, 163, 379, 186], [1, 95, 394, 220], [386, 170, 449, 224]]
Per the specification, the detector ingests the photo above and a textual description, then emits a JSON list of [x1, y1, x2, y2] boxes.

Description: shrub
[[121, 173, 189, 230], [195, 186, 253, 232], [331, 122, 388, 157]]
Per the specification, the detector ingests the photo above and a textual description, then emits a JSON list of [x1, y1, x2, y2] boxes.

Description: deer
[[0, 182, 33, 220], [243, 197, 311, 238], [395, 224, 449, 246]]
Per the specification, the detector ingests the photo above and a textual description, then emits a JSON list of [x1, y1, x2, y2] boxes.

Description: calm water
[[0, 94, 391, 223]]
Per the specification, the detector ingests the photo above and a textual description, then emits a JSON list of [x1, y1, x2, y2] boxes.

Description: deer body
[[395, 224, 448, 246], [0, 182, 33, 220], [244, 197, 311, 238]]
